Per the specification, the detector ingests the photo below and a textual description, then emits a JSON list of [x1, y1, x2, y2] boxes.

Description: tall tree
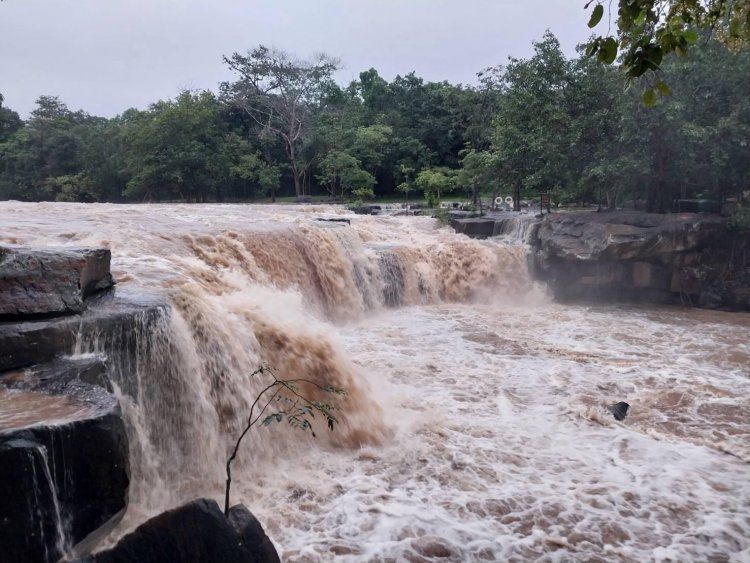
[[492, 32, 574, 199], [221, 46, 339, 197], [123, 90, 231, 202], [0, 94, 22, 143]]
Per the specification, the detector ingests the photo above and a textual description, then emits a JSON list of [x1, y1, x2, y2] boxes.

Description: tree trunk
[[287, 141, 302, 198]]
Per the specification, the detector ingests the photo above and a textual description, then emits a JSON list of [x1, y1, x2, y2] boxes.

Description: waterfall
[[0, 203, 537, 543]]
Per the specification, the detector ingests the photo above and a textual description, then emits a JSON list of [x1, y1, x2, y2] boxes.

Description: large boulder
[[82, 499, 280, 563], [532, 211, 750, 310], [0, 245, 114, 320]]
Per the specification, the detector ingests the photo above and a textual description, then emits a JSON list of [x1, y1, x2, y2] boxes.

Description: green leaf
[[634, 10, 647, 26], [643, 88, 657, 107], [263, 413, 283, 426], [585, 40, 599, 58], [597, 37, 618, 64], [655, 81, 671, 96], [588, 4, 604, 28], [730, 17, 741, 37], [682, 29, 698, 44]]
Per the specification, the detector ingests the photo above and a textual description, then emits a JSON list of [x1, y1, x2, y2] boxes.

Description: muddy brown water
[[1, 202, 748, 561]]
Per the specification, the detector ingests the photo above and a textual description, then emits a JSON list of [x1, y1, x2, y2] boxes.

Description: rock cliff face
[[531, 212, 750, 310], [0, 245, 165, 562]]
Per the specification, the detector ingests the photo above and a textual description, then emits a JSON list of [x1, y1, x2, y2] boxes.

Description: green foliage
[[457, 148, 500, 204], [0, 94, 22, 143], [122, 90, 230, 202], [44, 173, 95, 202], [316, 150, 376, 200], [728, 206, 750, 230], [231, 149, 282, 200], [585, 0, 750, 92], [0, 32, 748, 210], [415, 167, 455, 207], [221, 45, 340, 197], [224, 364, 345, 516], [431, 207, 452, 225]]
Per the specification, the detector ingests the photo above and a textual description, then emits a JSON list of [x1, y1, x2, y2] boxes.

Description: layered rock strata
[[0, 246, 165, 562]]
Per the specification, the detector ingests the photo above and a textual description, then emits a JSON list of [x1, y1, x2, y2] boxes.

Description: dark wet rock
[[0, 406, 129, 563], [81, 499, 280, 563], [1, 355, 111, 395], [450, 213, 541, 241], [349, 204, 381, 215], [315, 217, 351, 225], [0, 289, 165, 372], [531, 211, 750, 311], [608, 402, 630, 421], [0, 245, 114, 320], [0, 284, 167, 562], [0, 438, 68, 563], [228, 504, 281, 563], [450, 218, 496, 239]]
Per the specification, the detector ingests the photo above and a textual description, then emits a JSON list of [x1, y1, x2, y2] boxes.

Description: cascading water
[[27, 444, 70, 561], [1, 202, 748, 561]]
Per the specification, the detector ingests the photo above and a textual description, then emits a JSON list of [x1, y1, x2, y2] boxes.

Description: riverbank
[[452, 210, 750, 312]]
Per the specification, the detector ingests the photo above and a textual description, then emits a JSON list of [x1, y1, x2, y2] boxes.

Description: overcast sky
[[0, 0, 591, 118]]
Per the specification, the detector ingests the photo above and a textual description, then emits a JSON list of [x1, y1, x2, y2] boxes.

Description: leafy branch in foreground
[[224, 364, 346, 516], [584, 0, 750, 104]]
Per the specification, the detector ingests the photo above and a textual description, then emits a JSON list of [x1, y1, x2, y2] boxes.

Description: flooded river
[[1, 202, 748, 561]]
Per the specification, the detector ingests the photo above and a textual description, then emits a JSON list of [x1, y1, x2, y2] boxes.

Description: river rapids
[[0, 202, 748, 562]]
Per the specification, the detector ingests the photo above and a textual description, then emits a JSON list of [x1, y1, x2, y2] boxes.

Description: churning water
[[0, 202, 748, 562]]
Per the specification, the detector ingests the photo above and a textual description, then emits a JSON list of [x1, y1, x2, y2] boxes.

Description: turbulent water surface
[[1, 202, 748, 562]]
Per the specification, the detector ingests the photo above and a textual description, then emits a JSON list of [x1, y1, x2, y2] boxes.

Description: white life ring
[[505, 196, 514, 205], [494, 196, 504, 207]]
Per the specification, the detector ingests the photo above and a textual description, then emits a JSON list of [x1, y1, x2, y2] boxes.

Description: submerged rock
[[349, 204, 381, 215], [607, 402, 630, 422], [81, 499, 280, 563]]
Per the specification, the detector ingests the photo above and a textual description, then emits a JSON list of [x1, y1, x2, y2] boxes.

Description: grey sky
[[0, 0, 591, 118]]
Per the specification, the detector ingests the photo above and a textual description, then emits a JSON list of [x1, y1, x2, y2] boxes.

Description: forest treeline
[[0, 32, 748, 212]]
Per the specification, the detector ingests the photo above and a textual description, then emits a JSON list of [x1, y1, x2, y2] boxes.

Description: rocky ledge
[[531, 211, 750, 310], [0, 245, 114, 320], [0, 245, 166, 562]]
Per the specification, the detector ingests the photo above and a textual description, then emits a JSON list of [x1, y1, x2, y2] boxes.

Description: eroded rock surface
[[0, 245, 114, 320], [0, 246, 166, 562], [532, 211, 750, 310]]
